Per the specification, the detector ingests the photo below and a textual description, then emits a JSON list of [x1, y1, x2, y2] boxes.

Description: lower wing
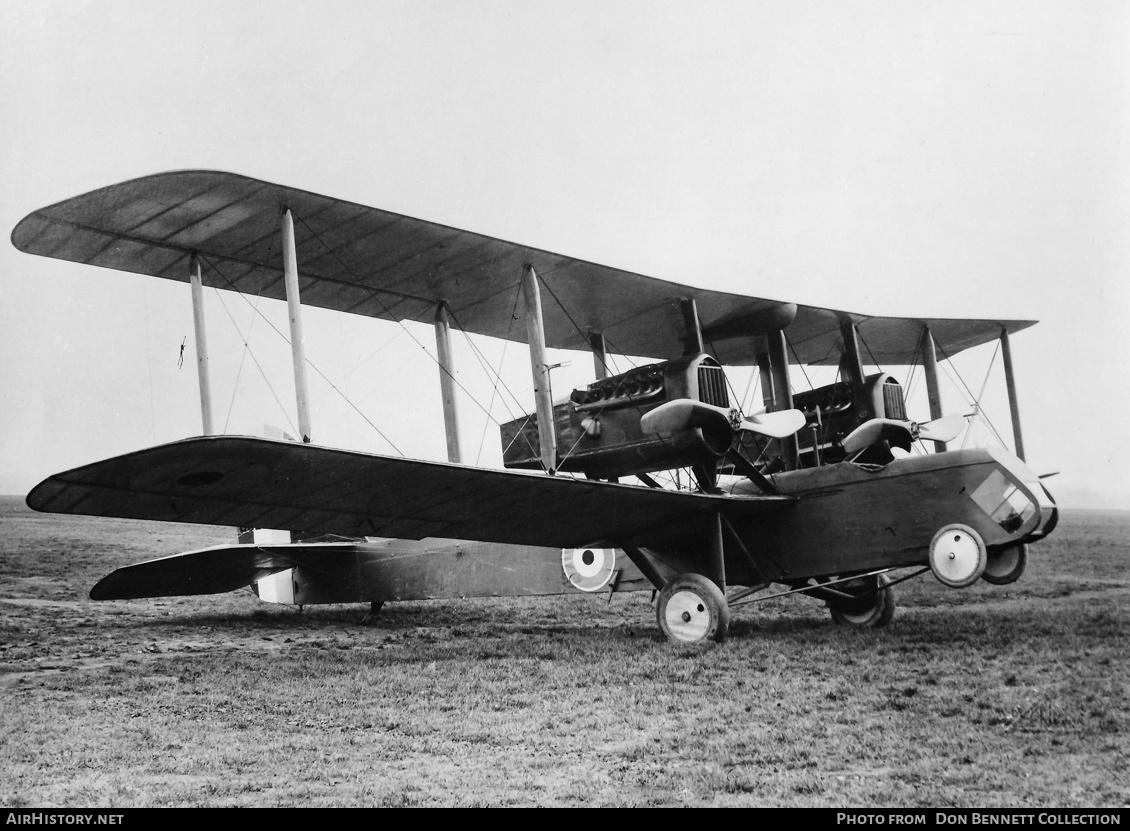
[[29, 436, 794, 551]]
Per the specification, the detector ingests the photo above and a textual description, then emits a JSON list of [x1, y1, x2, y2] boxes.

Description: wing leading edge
[[12, 170, 1035, 366], [27, 436, 794, 551]]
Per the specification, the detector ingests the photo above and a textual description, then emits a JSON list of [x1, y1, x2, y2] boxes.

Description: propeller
[[841, 413, 968, 455], [640, 399, 807, 440]]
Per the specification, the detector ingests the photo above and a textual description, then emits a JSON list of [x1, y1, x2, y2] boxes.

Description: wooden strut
[[767, 329, 798, 470], [920, 326, 946, 453], [839, 318, 865, 387], [281, 208, 313, 443], [718, 514, 767, 585], [589, 331, 609, 380], [680, 298, 704, 356], [621, 546, 669, 593], [521, 265, 557, 474], [434, 302, 462, 463], [189, 253, 214, 436], [1000, 327, 1026, 462], [706, 512, 726, 592], [724, 447, 780, 495]]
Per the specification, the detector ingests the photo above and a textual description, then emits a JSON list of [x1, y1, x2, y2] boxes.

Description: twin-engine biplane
[[12, 170, 1057, 643]]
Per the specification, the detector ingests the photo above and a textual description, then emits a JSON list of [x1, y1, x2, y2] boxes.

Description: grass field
[[0, 497, 1126, 807]]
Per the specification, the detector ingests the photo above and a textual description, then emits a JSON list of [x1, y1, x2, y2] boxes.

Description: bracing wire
[[212, 286, 298, 437], [785, 333, 815, 395], [856, 329, 882, 375], [287, 215, 545, 464], [200, 254, 403, 455], [935, 339, 1009, 450]]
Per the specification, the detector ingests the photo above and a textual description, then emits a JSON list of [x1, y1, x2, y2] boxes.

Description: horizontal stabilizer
[[89, 542, 359, 600]]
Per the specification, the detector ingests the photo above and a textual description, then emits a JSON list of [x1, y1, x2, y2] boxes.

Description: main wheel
[[828, 572, 896, 628], [929, 524, 987, 588], [656, 573, 730, 644], [982, 543, 1028, 585]]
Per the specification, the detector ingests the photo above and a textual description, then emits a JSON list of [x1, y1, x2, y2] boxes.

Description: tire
[[982, 544, 1028, 585], [828, 572, 896, 628], [656, 573, 730, 643]]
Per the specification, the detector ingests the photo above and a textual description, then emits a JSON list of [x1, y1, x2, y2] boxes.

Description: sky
[[1, 0, 1128, 509]]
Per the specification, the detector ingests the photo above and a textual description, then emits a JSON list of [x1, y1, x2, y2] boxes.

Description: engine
[[500, 353, 732, 479], [789, 373, 907, 465]]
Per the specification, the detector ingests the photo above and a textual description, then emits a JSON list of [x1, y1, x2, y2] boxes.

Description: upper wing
[[11, 170, 1034, 365], [27, 436, 794, 550]]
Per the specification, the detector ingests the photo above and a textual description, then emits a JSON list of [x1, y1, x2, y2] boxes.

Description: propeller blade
[[742, 409, 807, 438], [841, 418, 913, 454], [916, 413, 967, 444], [843, 413, 968, 455], [640, 400, 806, 439], [639, 399, 725, 434]]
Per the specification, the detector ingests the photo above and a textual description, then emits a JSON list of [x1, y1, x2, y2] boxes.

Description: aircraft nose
[[1033, 485, 1058, 538]]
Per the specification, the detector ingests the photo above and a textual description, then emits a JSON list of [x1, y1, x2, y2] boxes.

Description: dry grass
[[1, 498, 1127, 807]]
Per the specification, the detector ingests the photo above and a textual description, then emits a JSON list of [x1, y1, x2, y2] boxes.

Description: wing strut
[[281, 208, 313, 443], [522, 265, 557, 473], [920, 326, 946, 452], [189, 253, 215, 435], [589, 331, 609, 380], [434, 302, 463, 463], [839, 318, 865, 387], [1000, 327, 1026, 462], [680, 298, 705, 355], [766, 330, 799, 470]]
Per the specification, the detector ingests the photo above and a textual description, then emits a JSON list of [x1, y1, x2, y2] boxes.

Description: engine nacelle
[[500, 353, 731, 479], [784, 372, 908, 466]]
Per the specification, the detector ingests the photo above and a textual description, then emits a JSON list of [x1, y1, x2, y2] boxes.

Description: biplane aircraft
[[12, 170, 1058, 643]]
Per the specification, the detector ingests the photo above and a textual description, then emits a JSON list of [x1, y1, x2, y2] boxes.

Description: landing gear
[[360, 601, 384, 624], [656, 573, 730, 644], [827, 572, 896, 628], [982, 543, 1028, 585]]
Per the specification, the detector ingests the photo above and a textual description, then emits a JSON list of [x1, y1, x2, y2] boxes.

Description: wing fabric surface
[[12, 170, 1034, 366], [27, 436, 794, 550]]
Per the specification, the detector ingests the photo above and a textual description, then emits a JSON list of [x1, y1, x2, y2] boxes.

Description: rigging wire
[[537, 270, 647, 378], [962, 341, 1007, 450], [446, 294, 530, 421], [785, 333, 815, 395], [856, 329, 882, 375], [934, 339, 1009, 450], [211, 286, 298, 437], [442, 287, 534, 466], [200, 254, 403, 455], [287, 214, 543, 464], [739, 365, 759, 415]]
